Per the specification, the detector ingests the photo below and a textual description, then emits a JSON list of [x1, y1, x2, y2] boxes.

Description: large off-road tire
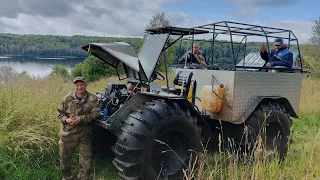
[[91, 123, 117, 157], [243, 101, 292, 161], [112, 99, 203, 180]]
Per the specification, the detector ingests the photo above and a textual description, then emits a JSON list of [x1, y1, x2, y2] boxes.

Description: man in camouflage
[[192, 43, 207, 65], [57, 76, 100, 180]]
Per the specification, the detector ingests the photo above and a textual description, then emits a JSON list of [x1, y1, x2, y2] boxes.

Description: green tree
[[71, 63, 83, 77], [0, 66, 15, 77], [0, 33, 142, 57], [311, 17, 320, 46], [19, 71, 30, 78], [304, 17, 320, 78], [0, 66, 18, 84], [51, 65, 71, 82], [146, 12, 170, 29], [72, 56, 116, 82]]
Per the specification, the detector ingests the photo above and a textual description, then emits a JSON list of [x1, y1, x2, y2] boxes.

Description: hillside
[[0, 33, 142, 57]]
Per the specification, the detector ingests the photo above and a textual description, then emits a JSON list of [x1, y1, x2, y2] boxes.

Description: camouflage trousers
[[59, 135, 92, 180]]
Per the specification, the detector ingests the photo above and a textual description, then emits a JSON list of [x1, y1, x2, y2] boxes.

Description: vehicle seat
[[271, 66, 298, 73], [162, 71, 193, 96]]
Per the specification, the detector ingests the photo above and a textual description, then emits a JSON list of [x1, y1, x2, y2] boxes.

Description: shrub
[[71, 56, 116, 82], [51, 65, 71, 82]]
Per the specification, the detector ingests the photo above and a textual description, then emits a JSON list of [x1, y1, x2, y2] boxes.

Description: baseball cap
[[274, 38, 284, 46], [73, 76, 87, 84]]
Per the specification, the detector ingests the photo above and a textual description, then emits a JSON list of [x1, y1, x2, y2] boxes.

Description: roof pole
[[288, 32, 291, 49], [260, 26, 270, 67], [211, 25, 216, 65], [224, 22, 236, 68], [185, 30, 192, 68], [163, 42, 169, 92]]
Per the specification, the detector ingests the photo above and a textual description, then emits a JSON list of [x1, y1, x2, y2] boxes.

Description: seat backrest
[[271, 66, 300, 73], [173, 71, 193, 88], [237, 51, 302, 68]]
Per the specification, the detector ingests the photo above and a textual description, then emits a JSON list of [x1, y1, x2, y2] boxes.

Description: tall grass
[[0, 74, 121, 179], [0, 72, 319, 179], [300, 77, 320, 115], [183, 77, 320, 180]]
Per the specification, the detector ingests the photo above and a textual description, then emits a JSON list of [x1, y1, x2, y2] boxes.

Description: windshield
[[138, 33, 169, 79]]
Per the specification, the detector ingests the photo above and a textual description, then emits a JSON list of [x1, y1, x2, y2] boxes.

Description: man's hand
[[70, 115, 81, 125], [261, 44, 267, 53], [266, 63, 271, 67], [65, 118, 73, 124]]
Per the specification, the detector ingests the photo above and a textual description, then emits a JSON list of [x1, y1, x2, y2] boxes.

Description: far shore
[[0, 55, 84, 59], [0, 56, 11, 59]]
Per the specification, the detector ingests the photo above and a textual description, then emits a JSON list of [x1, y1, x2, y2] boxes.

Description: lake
[[0, 55, 85, 78]]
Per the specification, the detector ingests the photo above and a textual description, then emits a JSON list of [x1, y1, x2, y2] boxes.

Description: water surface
[[0, 56, 84, 77]]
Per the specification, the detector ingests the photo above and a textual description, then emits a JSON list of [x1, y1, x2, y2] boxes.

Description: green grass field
[[0, 73, 319, 180]]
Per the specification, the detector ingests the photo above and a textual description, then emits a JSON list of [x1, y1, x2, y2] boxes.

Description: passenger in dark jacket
[[260, 38, 293, 68]]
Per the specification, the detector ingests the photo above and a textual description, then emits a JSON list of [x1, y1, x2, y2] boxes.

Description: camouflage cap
[[73, 76, 87, 84], [274, 38, 284, 46]]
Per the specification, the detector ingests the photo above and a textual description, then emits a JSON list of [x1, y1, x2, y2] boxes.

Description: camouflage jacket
[[194, 51, 207, 65], [57, 91, 100, 139]]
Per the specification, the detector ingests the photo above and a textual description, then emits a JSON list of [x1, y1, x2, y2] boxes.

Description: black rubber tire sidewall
[[112, 100, 204, 180], [245, 103, 291, 161], [145, 114, 202, 180]]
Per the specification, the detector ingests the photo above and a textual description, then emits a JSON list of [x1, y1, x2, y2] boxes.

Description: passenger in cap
[[260, 38, 293, 68]]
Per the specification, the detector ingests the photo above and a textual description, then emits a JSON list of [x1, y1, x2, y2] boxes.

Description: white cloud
[[269, 20, 313, 43], [0, 0, 184, 37], [230, 20, 313, 43], [0, 0, 312, 44], [232, 0, 297, 6], [227, 0, 312, 43], [173, 19, 313, 44], [230, 0, 298, 20], [232, 0, 251, 3], [232, 6, 260, 19]]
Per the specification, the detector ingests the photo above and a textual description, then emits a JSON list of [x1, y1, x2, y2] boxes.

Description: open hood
[[138, 33, 169, 79], [82, 42, 140, 72], [82, 33, 169, 80]]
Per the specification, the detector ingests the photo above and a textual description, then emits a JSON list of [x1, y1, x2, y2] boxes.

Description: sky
[[0, 0, 318, 43]]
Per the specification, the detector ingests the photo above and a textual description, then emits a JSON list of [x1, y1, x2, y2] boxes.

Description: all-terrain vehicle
[[82, 21, 303, 180]]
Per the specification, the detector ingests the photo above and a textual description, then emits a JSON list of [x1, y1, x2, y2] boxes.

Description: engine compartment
[[96, 82, 142, 120]]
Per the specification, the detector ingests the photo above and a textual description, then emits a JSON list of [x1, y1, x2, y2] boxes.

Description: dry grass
[[300, 77, 320, 115], [0, 75, 63, 156], [182, 77, 320, 180]]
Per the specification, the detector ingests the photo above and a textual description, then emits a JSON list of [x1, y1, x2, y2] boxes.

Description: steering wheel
[[154, 70, 165, 81]]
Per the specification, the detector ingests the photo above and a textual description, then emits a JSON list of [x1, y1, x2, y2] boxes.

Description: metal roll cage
[[146, 21, 303, 73]]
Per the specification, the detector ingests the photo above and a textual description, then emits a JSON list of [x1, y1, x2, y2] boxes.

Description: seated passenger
[[260, 38, 293, 68], [192, 43, 207, 65], [178, 43, 207, 65]]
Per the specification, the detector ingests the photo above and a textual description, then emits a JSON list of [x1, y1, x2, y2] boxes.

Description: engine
[[96, 83, 138, 120]]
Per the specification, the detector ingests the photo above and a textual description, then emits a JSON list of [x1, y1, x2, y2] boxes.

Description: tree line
[[1, 13, 318, 82], [0, 34, 142, 57], [0, 33, 260, 57], [0, 32, 279, 64]]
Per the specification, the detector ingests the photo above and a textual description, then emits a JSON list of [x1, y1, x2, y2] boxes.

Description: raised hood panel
[[82, 42, 140, 72], [138, 33, 169, 79]]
